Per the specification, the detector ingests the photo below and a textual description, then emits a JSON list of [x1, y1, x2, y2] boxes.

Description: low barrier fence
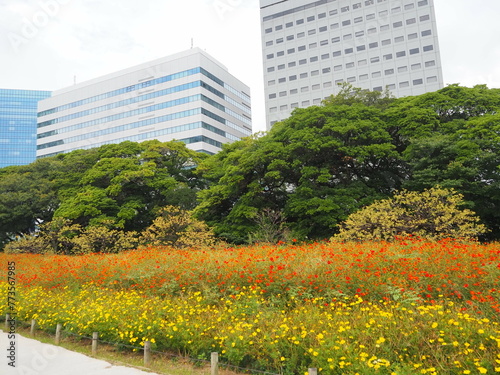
[[3, 314, 320, 375]]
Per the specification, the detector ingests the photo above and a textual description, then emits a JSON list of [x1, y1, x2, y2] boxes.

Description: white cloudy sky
[[1, 0, 499, 133]]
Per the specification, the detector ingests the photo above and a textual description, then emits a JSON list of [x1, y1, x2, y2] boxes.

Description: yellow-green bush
[[335, 187, 487, 241], [140, 205, 216, 248]]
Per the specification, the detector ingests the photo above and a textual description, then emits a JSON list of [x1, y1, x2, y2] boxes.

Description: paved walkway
[[0, 329, 162, 375]]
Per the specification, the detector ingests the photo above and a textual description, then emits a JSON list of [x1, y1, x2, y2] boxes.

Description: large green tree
[[196, 101, 405, 242]]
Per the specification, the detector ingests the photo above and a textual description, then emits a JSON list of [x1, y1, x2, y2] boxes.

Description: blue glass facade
[[0, 89, 51, 168]]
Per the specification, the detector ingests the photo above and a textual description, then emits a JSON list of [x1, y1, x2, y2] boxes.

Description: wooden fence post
[[308, 369, 318, 375], [55, 323, 62, 345], [211, 352, 219, 375], [144, 340, 151, 367], [30, 319, 36, 336], [4, 314, 10, 329], [92, 332, 98, 356]]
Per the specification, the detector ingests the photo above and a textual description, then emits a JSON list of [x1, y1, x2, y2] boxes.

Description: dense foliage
[[1, 240, 499, 374], [1, 84, 500, 247], [335, 187, 488, 241]]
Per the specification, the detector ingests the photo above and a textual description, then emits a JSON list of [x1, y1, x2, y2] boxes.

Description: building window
[[319, 26, 327, 32], [353, 2, 362, 9], [322, 67, 331, 73], [330, 9, 338, 16], [373, 86, 383, 92], [312, 84, 320, 90], [276, 38, 284, 43], [357, 45, 366, 51], [296, 19, 304, 25], [266, 41, 273, 46], [346, 62, 355, 68], [335, 79, 344, 84], [418, 0, 429, 6], [269, 107, 277, 113], [420, 14, 430, 21], [393, 21, 403, 28], [347, 76, 356, 83], [280, 105, 288, 111], [392, 6, 401, 12], [423, 45, 434, 52], [354, 17, 363, 23], [411, 63, 422, 70], [345, 48, 354, 54], [299, 59, 307, 65], [366, 13, 375, 20], [324, 81, 332, 88], [278, 77, 286, 83], [344, 33, 353, 40], [310, 56, 319, 62], [367, 27, 377, 34], [331, 23, 339, 29], [278, 64, 285, 70], [289, 75, 297, 81], [286, 22, 293, 28], [355, 30, 365, 37], [370, 56, 380, 63], [301, 86, 309, 92], [341, 6, 350, 12], [398, 66, 408, 72], [268, 80, 276, 85], [320, 39, 328, 46], [300, 72, 308, 78], [405, 3, 415, 10], [358, 59, 367, 65], [265, 28, 272, 34], [275, 25, 283, 31], [400, 81, 410, 88], [372, 71, 381, 78], [288, 61, 296, 67], [395, 36, 404, 43], [379, 10, 388, 17], [291, 102, 298, 108], [359, 74, 368, 80], [408, 32, 418, 40], [298, 32, 305, 38], [425, 60, 436, 67], [298, 45, 306, 51], [387, 84, 396, 90], [287, 35, 295, 41], [413, 78, 423, 85], [369, 42, 379, 48], [409, 48, 420, 55], [318, 12, 326, 19], [396, 51, 406, 58], [267, 54, 274, 59], [380, 24, 390, 31], [302, 100, 310, 106], [277, 51, 284, 57], [342, 20, 351, 26], [406, 18, 416, 25], [334, 65, 342, 71], [383, 53, 393, 60], [385, 68, 394, 75], [333, 51, 342, 57], [332, 36, 340, 43], [382, 39, 391, 46], [267, 67, 275, 72], [427, 76, 438, 83], [308, 29, 316, 35], [311, 70, 319, 76], [287, 48, 296, 54], [422, 30, 432, 37], [279, 91, 287, 97], [269, 93, 276, 99], [307, 16, 315, 22], [321, 53, 329, 60]]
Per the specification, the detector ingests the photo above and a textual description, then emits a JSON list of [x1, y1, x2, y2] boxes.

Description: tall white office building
[[260, 0, 444, 128], [37, 48, 252, 157]]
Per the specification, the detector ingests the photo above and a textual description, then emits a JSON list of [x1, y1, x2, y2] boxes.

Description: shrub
[[334, 186, 488, 241], [140, 205, 216, 248], [71, 222, 138, 254]]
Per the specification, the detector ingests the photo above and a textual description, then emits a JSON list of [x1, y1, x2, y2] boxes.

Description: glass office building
[[37, 48, 252, 158], [260, 0, 444, 128], [0, 89, 51, 168]]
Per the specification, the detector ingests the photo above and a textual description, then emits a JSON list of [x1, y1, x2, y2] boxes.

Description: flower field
[[1, 239, 500, 374]]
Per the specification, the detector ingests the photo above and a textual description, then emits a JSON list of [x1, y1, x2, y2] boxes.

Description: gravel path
[[0, 329, 162, 375]]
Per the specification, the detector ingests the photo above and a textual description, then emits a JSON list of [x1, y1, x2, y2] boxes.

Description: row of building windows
[[38, 93, 250, 141], [38, 80, 250, 129], [263, 0, 429, 24], [268, 59, 437, 87], [38, 67, 250, 118], [265, 13, 431, 46], [268, 74, 438, 101], [39, 133, 223, 159], [266, 46, 436, 83], [265, 16, 432, 61], [37, 108, 237, 151]]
